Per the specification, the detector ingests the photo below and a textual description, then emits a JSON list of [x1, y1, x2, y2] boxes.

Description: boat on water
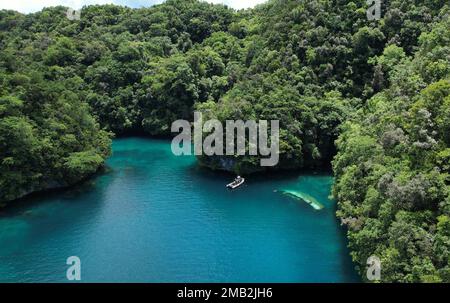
[[227, 176, 245, 189]]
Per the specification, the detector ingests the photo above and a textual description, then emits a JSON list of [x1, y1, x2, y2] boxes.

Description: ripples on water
[[0, 137, 358, 282]]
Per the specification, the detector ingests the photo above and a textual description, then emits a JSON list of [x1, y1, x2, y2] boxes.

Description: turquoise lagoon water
[[0, 138, 358, 282]]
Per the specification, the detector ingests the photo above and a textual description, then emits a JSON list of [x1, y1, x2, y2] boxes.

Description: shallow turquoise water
[[0, 138, 358, 282]]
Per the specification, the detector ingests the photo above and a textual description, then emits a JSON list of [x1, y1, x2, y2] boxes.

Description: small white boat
[[227, 176, 245, 189]]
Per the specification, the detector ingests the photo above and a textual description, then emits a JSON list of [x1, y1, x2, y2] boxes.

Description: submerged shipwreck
[[280, 189, 325, 210]]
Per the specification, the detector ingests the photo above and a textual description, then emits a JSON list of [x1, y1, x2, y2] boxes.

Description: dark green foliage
[[0, 0, 449, 282], [0, 73, 111, 202], [333, 16, 450, 282]]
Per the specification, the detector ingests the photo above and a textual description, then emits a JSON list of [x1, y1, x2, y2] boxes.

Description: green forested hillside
[[0, 72, 111, 203], [0, 0, 449, 282], [333, 16, 450, 282]]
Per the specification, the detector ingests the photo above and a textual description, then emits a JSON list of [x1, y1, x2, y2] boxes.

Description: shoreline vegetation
[[0, 165, 109, 211], [1, 0, 449, 282]]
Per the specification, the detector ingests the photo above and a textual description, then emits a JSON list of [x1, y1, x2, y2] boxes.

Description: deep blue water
[[0, 138, 358, 282]]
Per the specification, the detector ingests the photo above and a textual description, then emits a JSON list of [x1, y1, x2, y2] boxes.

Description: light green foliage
[[333, 16, 450, 282], [0, 0, 449, 282]]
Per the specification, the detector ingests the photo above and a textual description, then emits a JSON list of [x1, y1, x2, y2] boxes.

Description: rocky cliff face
[[1, 165, 105, 206]]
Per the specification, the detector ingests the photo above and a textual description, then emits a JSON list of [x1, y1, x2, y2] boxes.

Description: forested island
[[0, 0, 449, 282]]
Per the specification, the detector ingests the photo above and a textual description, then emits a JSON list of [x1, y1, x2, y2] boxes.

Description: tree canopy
[[0, 0, 449, 282]]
